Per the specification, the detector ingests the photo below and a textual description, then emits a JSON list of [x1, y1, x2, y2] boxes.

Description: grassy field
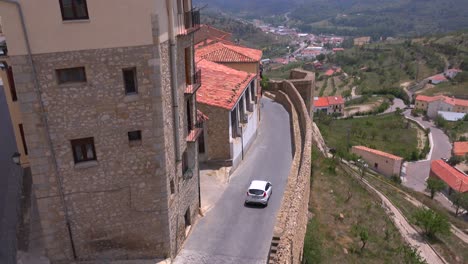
[[419, 81, 468, 98], [264, 61, 305, 80], [363, 172, 468, 263], [316, 113, 423, 160], [303, 148, 410, 263], [439, 120, 468, 142]]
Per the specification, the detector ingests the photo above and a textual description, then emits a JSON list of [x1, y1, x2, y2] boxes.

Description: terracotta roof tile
[[416, 95, 468, 107], [415, 95, 443, 102], [196, 60, 255, 110], [353, 146, 403, 161], [196, 42, 262, 63], [454, 141, 468, 156], [431, 160, 468, 193], [327, 96, 344, 105], [428, 74, 447, 81], [313, 96, 344, 107], [313, 97, 329, 107]]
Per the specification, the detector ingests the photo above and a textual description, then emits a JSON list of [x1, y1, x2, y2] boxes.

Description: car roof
[[249, 180, 268, 190]]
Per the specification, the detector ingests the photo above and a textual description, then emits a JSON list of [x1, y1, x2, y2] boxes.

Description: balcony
[[185, 69, 202, 95], [178, 10, 201, 36], [186, 119, 203, 143]]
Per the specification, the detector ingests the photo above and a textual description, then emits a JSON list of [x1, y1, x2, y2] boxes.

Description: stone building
[[351, 146, 403, 177], [415, 95, 468, 119], [430, 160, 468, 194], [312, 96, 344, 116], [196, 59, 258, 170], [0, 0, 202, 262]]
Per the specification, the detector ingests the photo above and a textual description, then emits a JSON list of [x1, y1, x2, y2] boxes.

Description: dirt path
[[342, 162, 448, 264]]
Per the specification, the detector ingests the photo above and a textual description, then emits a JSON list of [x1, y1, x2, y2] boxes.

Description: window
[[123, 68, 138, 94], [182, 150, 189, 173], [59, 0, 89, 21], [231, 107, 238, 138], [184, 207, 191, 228], [170, 179, 175, 194], [19, 124, 28, 155], [128, 130, 142, 142], [71, 137, 96, 163], [7, 66, 17, 101], [56, 67, 86, 84], [250, 82, 256, 103], [186, 99, 192, 132]]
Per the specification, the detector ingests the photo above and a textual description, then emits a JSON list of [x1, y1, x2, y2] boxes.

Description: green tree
[[412, 208, 450, 238], [450, 192, 468, 216], [342, 89, 352, 101], [398, 245, 428, 264], [260, 76, 269, 90], [359, 228, 369, 252], [426, 178, 446, 199], [434, 115, 447, 128], [447, 156, 463, 166]]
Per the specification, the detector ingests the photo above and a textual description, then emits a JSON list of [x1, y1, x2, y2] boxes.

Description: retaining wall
[[267, 73, 313, 263]]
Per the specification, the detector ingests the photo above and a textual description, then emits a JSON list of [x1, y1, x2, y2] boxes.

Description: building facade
[[313, 96, 344, 115], [196, 59, 258, 170], [351, 146, 403, 177], [415, 95, 468, 119], [0, 0, 202, 262]]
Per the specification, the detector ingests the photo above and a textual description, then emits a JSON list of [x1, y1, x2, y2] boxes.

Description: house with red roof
[[195, 59, 259, 170], [427, 74, 448, 84], [351, 146, 404, 177], [415, 95, 468, 119], [194, 24, 233, 46], [453, 142, 468, 157], [444, 68, 462, 79], [313, 96, 345, 115], [430, 160, 468, 194]]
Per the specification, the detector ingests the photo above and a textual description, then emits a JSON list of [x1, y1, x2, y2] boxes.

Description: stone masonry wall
[[268, 78, 312, 263], [197, 104, 230, 161], [11, 43, 175, 262]]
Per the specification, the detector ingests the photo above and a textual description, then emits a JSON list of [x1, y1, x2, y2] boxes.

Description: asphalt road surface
[[0, 84, 21, 263], [174, 97, 293, 264]]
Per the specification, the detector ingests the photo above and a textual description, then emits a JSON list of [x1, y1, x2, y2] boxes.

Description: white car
[[245, 180, 272, 206]]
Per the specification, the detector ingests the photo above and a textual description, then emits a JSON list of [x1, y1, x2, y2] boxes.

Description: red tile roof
[[197, 110, 209, 122], [415, 95, 468, 107], [196, 59, 255, 110], [444, 96, 468, 107], [454, 142, 468, 156], [415, 95, 443, 102], [196, 42, 262, 63], [325, 69, 335, 76], [327, 96, 345, 105], [431, 160, 468, 193], [353, 146, 403, 161], [313, 96, 345, 107], [313, 97, 329, 107], [428, 74, 447, 82]]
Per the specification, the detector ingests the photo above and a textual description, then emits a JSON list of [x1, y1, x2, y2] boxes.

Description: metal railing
[[185, 69, 202, 95], [178, 10, 201, 35]]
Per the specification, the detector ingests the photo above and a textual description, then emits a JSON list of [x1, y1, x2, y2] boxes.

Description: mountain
[[194, 0, 468, 37]]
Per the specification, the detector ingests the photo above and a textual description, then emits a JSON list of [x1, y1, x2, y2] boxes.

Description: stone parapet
[[267, 72, 313, 263]]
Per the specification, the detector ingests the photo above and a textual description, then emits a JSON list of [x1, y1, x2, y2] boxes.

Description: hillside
[[195, 0, 468, 37]]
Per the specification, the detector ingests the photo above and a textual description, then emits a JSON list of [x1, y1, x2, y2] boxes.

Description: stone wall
[[197, 104, 230, 161], [267, 76, 313, 263], [351, 147, 403, 178], [9, 34, 200, 264]]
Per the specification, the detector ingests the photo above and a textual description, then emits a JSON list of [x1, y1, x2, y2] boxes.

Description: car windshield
[[249, 189, 264, 195]]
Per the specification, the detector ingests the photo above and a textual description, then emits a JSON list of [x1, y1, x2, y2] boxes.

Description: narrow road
[[403, 111, 452, 192], [174, 98, 292, 263]]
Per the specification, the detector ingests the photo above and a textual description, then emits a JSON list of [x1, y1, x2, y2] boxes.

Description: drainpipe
[[1, 0, 77, 259], [166, 0, 181, 163], [165, 0, 181, 257]]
